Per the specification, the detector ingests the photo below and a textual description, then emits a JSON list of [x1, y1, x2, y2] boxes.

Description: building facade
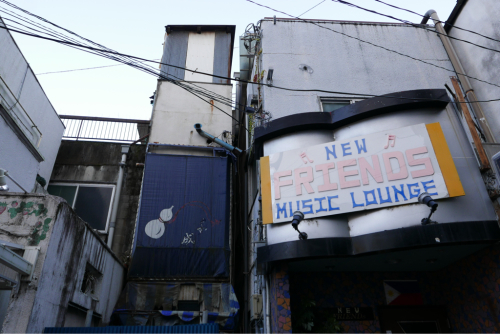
[[238, 13, 500, 333], [0, 17, 64, 193]]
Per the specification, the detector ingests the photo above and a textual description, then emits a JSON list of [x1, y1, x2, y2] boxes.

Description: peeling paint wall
[[0, 194, 124, 333]]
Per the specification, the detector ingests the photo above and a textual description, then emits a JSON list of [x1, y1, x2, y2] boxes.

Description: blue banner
[[129, 154, 230, 278]]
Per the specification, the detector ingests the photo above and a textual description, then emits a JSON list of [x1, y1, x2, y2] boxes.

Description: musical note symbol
[[300, 152, 314, 164], [384, 135, 396, 149]]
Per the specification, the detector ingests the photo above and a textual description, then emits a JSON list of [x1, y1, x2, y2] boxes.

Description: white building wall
[[448, 0, 500, 142], [185, 32, 215, 83], [150, 81, 233, 149], [0, 18, 64, 190], [0, 117, 40, 192], [258, 20, 455, 120]]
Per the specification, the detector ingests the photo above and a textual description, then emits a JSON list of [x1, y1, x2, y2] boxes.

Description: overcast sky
[[6, 0, 457, 120]]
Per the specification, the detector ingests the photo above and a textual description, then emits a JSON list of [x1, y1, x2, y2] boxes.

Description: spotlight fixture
[[291, 211, 308, 240], [0, 169, 9, 192], [418, 192, 438, 225]]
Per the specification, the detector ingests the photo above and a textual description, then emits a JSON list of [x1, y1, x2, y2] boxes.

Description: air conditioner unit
[[250, 294, 263, 320]]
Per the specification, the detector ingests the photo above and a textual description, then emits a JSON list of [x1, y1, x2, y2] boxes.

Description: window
[[47, 184, 115, 232], [321, 98, 363, 112]]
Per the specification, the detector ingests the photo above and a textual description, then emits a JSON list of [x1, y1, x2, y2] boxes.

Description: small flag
[[384, 280, 423, 305]]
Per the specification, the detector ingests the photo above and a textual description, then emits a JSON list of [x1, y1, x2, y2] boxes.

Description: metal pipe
[[423, 10, 496, 143], [194, 124, 243, 154], [265, 273, 271, 334], [0, 168, 27, 193], [107, 145, 129, 249], [202, 310, 208, 324]]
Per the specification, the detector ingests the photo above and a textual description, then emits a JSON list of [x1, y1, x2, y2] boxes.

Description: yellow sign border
[[426, 122, 465, 198], [260, 156, 274, 224]]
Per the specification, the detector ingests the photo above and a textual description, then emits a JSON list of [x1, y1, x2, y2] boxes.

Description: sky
[[5, 0, 458, 120]]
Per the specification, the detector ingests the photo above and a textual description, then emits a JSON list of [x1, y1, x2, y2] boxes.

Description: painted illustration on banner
[[263, 123, 463, 223]]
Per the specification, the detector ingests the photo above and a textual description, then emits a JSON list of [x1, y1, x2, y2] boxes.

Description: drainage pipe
[[421, 10, 496, 143], [107, 145, 130, 249], [194, 124, 243, 154]]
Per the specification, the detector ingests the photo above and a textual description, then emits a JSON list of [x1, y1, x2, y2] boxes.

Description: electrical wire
[[332, 0, 500, 56], [370, 0, 500, 45], [2, 15, 500, 105], [243, 0, 500, 90], [297, 0, 326, 18]]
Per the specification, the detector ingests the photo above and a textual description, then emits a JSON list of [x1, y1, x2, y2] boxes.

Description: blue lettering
[[342, 142, 352, 157], [302, 200, 314, 214], [355, 139, 367, 154], [407, 183, 421, 199], [327, 196, 340, 211], [288, 202, 293, 217], [421, 180, 438, 196], [350, 192, 364, 208], [364, 190, 378, 206], [276, 203, 287, 219], [326, 145, 337, 160], [296, 200, 301, 211], [314, 197, 328, 213], [377, 187, 393, 204], [392, 184, 408, 202]]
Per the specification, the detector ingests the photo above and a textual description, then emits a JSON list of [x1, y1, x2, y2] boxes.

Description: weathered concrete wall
[[150, 81, 233, 148], [50, 141, 146, 262], [448, 0, 500, 142], [257, 20, 454, 120], [0, 17, 64, 189], [0, 194, 124, 333]]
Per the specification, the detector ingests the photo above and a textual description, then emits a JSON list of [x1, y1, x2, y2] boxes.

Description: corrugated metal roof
[[44, 324, 219, 333]]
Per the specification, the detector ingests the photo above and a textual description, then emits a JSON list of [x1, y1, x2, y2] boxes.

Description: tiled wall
[[269, 245, 500, 333], [270, 263, 292, 333]]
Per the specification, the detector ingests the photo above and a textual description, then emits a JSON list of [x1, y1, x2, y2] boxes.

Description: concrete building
[[111, 25, 240, 330], [0, 193, 124, 332], [0, 17, 64, 193], [237, 15, 500, 333]]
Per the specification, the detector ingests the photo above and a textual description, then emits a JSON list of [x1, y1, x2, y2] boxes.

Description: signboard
[[330, 307, 374, 321], [260, 123, 464, 224]]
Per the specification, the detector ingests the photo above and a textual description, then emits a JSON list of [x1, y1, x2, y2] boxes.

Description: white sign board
[[262, 123, 459, 223]]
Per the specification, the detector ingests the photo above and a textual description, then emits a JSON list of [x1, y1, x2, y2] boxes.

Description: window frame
[[319, 97, 365, 112], [48, 183, 116, 233]]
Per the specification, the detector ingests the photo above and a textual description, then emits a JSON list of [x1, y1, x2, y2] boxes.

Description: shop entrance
[[378, 306, 451, 333]]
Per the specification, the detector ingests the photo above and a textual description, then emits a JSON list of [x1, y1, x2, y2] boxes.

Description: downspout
[[265, 272, 271, 334], [194, 124, 243, 154], [421, 10, 496, 143], [107, 145, 130, 249]]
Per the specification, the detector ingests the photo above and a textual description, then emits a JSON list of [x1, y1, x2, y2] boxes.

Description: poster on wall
[[260, 123, 464, 224]]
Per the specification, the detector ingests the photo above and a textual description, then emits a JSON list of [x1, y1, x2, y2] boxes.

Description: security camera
[[418, 192, 438, 225], [291, 211, 307, 240]]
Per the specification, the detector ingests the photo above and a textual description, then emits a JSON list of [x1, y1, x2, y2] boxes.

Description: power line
[[332, 0, 500, 56], [243, 0, 500, 90], [2, 21, 500, 105], [297, 0, 326, 18], [37, 63, 123, 75], [370, 0, 500, 45]]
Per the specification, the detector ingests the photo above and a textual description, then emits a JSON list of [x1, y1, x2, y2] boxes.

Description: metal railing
[[59, 115, 150, 143]]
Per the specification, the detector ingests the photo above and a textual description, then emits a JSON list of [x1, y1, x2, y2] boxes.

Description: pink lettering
[[338, 159, 361, 189], [406, 146, 434, 178], [315, 162, 338, 192], [359, 155, 383, 185], [273, 170, 293, 200], [383, 151, 408, 181], [294, 166, 315, 195]]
